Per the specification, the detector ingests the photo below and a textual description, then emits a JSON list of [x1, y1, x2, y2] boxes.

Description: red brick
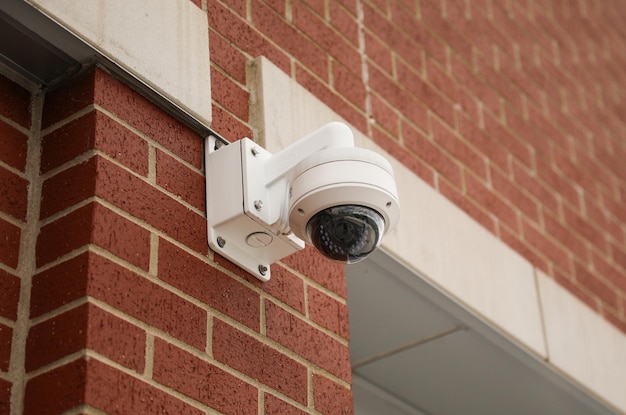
[[40, 157, 97, 219], [592, 252, 626, 293], [563, 205, 607, 252], [294, 2, 362, 72], [31, 253, 90, 318], [86, 359, 203, 415], [365, 32, 393, 75], [0, 270, 19, 320], [265, 301, 351, 382], [209, 30, 248, 85], [211, 70, 250, 122], [535, 159, 580, 209], [403, 122, 462, 188], [0, 119, 27, 171], [210, 105, 253, 143], [511, 161, 558, 214], [491, 167, 540, 223], [397, 62, 455, 127], [0, 165, 27, 221], [37, 202, 150, 269], [156, 150, 205, 212], [0, 378, 9, 415], [458, 115, 511, 174], [333, 62, 367, 109], [0, 218, 20, 269], [419, 0, 473, 63], [153, 338, 257, 414], [431, 116, 487, 179], [32, 251, 206, 348], [368, 65, 429, 133], [24, 358, 86, 415], [212, 318, 308, 404], [313, 375, 354, 415], [0, 74, 31, 128], [574, 262, 619, 311], [295, 65, 368, 133], [282, 246, 347, 298], [41, 111, 149, 176], [87, 253, 206, 349], [158, 239, 260, 331], [88, 156, 206, 254], [42, 70, 95, 128], [426, 58, 479, 122], [371, 128, 435, 186], [522, 219, 572, 274], [92, 69, 202, 169], [370, 93, 399, 136], [0, 323, 11, 372], [207, 1, 290, 76], [438, 179, 497, 235], [263, 264, 305, 314], [466, 173, 520, 232], [26, 303, 145, 373], [252, 0, 328, 82], [330, 2, 359, 46], [308, 287, 349, 340], [264, 393, 308, 415], [543, 212, 589, 262]]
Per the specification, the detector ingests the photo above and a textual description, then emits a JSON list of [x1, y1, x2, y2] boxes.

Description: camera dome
[[306, 205, 385, 263]]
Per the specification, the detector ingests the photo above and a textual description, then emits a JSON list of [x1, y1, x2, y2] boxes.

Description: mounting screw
[[216, 236, 226, 248], [251, 146, 261, 157], [254, 200, 263, 211], [258, 265, 268, 276]]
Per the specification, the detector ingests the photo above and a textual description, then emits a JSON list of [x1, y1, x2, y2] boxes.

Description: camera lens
[[306, 205, 385, 263]]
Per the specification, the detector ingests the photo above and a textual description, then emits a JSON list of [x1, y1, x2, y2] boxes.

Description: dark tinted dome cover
[[306, 205, 385, 263]]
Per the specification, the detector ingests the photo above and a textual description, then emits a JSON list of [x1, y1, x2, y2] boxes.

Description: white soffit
[[26, 0, 211, 125], [250, 56, 626, 414]]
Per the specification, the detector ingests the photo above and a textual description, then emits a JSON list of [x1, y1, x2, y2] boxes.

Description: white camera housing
[[205, 122, 400, 281]]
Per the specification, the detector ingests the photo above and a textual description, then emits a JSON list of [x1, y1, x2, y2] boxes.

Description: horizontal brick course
[[158, 239, 260, 331], [0, 323, 11, 373], [26, 303, 145, 373], [212, 318, 308, 404], [153, 338, 257, 414], [0, 119, 27, 171], [0, 270, 19, 321], [313, 374, 353, 415], [265, 301, 351, 382]]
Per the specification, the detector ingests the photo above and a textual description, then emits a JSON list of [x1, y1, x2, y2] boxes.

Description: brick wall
[[1, 0, 625, 414], [208, 0, 626, 332], [0, 67, 353, 414]]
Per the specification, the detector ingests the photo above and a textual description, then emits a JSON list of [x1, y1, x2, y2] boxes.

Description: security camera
[[205, 122, 400, 281]]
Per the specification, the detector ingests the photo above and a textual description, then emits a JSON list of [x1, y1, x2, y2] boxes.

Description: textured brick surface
[[0, 119, 27, 171], [212, 318, 308, 404], [37, 202, 151, 269], [0, 270, 19, 320], [0, 378, 9, 415], [0, 165, 27, 221], [264, 393, 308, 415], [24, 358, 86, 415], [158, 239, 260, 331], [0, 74, 31, 128], [42, 110, 149, 176], [0, 323, 11, 372], [26, 303, 145, 373], [265, 301, 351, 382], [153, 338, 257, 414], [0, 218, 20, 269], [85, 359, 203, 415], [313, 375, 353, 415]]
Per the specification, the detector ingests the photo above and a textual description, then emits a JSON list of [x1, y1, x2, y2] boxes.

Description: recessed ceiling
[[347, 250, 619, 415]]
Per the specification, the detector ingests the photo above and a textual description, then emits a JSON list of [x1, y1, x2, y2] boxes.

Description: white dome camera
[[205, 122, 400, 281]]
